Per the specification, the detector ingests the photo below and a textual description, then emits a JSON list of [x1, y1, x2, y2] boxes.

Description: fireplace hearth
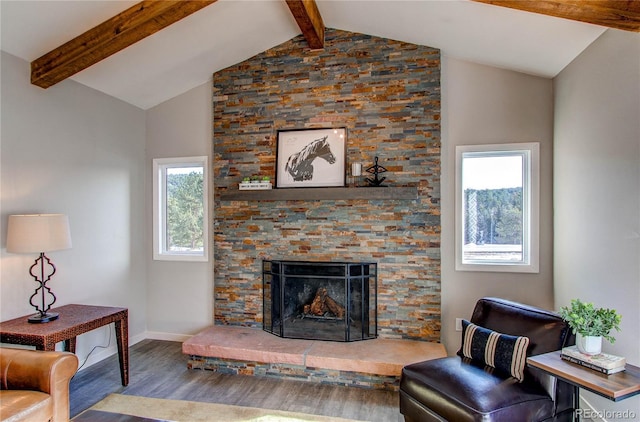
[[263, 260, 377, 342]]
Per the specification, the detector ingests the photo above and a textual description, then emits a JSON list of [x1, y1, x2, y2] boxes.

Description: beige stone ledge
[[182, 325, 446, 377]]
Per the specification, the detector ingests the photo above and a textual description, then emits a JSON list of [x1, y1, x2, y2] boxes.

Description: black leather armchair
[[400, 297, 575, 422]]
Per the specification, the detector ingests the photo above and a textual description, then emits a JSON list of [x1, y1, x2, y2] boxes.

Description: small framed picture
[[276, 128, 346, 188]]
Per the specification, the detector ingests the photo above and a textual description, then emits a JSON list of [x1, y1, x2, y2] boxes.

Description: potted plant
[[558, 299, 621, 355]]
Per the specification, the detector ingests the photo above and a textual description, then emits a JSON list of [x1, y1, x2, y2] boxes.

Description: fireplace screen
[[263, 260, 377, 342]]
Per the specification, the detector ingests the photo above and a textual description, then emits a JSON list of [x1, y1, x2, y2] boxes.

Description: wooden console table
[[0, 304, 129, 386]]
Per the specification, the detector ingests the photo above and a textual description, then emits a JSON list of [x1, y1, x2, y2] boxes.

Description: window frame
[[455, 143, 539, 273], [152, 156, 209, 262]]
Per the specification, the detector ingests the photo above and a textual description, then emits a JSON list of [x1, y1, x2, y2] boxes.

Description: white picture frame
[[276, 128, 347, 188]]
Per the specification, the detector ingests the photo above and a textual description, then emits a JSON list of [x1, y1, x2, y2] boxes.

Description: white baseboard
[[578, 396, 606, 422], [132, 332, 148, 345], [144, 331, 193, 342], [77, 332, 146, 371], [76, 331, 178, 372]]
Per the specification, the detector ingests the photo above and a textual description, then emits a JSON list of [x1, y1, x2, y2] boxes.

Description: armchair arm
[[1, 347, 78, 422]]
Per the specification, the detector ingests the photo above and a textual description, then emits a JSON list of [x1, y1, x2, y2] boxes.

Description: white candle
[[351, 162, 362, 177]]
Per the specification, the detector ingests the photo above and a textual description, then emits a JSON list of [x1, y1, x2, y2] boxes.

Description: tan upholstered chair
[[0, 347, 78, 422]]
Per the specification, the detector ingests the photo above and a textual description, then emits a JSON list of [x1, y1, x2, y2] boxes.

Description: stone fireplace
[[186, 26, 444, 392], [213, 28, 441, 342], [262, 260, 377, 342]]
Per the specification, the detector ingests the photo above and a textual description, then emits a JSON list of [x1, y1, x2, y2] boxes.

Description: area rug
[[77, 393, 368, 422]]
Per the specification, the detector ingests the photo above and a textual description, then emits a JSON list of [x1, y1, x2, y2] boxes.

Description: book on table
[[561, 346, 626, 375]]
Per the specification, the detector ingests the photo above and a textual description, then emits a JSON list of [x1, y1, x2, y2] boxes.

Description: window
[[455, 143, 539, 273], [153, 156, 209, 262]]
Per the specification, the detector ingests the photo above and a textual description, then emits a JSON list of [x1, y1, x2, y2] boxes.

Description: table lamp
[[6, 214, 72, 323]]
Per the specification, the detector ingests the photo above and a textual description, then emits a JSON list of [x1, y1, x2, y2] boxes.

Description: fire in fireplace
[[262, 260, 377, 342]]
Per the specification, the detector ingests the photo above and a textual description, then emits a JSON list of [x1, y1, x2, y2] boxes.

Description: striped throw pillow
[[459, 320, 530, 382]]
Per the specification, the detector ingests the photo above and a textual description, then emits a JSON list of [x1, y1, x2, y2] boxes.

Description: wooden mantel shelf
[[219, 186, 418, 201]]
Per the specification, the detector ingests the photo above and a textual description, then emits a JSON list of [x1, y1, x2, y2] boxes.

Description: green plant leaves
[[558, 299, 622, 343]]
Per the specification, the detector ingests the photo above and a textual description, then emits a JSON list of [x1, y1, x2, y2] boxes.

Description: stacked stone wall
[[213, 29, 441, 341]]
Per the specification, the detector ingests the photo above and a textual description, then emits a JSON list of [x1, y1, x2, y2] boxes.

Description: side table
[[528, 351, 640, 421], [0, 304, 129, 386]]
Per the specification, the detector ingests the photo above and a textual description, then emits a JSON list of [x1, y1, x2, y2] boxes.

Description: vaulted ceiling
[[2, 0, 636, 109]]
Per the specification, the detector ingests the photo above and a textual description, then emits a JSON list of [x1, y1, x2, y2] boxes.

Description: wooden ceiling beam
[[472, 1, 640, 32], [285, 0, 325, 49], [31, 0, 217, 89]]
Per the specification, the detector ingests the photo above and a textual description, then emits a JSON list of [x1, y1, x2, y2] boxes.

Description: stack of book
[[561, 346, 626, 375], [239, 181, 272, 190]]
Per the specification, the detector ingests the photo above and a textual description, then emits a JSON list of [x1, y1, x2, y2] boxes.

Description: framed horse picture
[[276, 128, 347, 188]]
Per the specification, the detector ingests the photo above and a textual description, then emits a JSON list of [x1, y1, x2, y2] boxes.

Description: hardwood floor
[[70, 339, 402, 421]]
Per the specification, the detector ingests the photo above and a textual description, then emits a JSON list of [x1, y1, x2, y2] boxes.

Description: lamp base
[[28, 312, 59, 323]]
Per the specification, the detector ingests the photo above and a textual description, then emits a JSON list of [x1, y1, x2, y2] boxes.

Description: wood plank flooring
[[70, 339, 402, 422]]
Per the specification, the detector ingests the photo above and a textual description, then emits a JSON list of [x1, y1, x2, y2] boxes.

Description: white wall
[[440, 57, 555, 354], [554, 29, 640, 418], [0, 52, 147, 365], [0, 50, 212, 362], [145, 82, 213, 339]]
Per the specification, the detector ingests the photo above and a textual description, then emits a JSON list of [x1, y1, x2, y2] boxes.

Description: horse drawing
[[285, 136, 336, 181]]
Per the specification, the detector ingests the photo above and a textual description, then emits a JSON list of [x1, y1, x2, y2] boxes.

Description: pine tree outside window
[[153, 156, 209, 262], [455, 143, 539, 273]]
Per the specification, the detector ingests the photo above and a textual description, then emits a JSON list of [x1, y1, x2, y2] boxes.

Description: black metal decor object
[[365, 156, 388, 187], [27, 253, 59, 323]]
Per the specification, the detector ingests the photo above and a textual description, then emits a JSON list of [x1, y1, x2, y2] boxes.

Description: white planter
[[576, 333, 602, 355]]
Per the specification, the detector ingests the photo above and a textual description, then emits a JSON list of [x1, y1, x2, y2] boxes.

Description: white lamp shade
[[6, 214, 72, 253]]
